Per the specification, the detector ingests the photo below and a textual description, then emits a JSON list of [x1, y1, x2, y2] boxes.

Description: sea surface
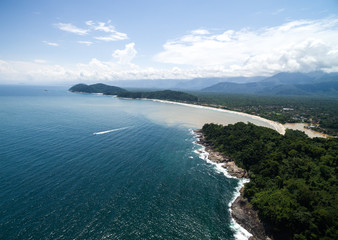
[[0, 86, 267, 239]]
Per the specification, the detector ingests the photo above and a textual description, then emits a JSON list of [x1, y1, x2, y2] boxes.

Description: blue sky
[[0, 0, 338, 85]]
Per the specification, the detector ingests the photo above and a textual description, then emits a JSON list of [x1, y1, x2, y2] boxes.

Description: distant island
[[198, 122, 337, 240], [69, 83, 198, 102]]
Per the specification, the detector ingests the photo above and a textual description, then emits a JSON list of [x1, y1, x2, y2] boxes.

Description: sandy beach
[[147, 99, 329, 139], [149, 99, 286, 134]]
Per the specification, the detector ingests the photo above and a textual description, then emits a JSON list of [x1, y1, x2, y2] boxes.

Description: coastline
[[76, 91, 328, 138], [194, 129, 270, 240], [143, 98, 328, 139], [148, 99, 286, 135]]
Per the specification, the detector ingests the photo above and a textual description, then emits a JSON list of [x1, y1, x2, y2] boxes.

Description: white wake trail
[[93, 127, 130, 135]]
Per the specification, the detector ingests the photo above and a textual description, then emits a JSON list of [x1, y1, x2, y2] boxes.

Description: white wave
[[191, 130, 252, 240], [93, 126, 130, 135], [229, 178, 252, 240], [193, 145, 235, 179]]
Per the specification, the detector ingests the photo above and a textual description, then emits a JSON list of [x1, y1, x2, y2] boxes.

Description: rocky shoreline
[[194, 129, 271, 240]]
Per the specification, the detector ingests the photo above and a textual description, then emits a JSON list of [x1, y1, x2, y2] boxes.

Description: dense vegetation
[[202, 122, 337, 239], [69, 83, 198, 102], [195, 93, 338, 136], [117, 90, 198, 102], [69, 83, 127, 95]]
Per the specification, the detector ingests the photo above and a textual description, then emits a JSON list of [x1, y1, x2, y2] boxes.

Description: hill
[[69, 84, 198, 102], [202, 122, 338, 239], [69, 83, 127, 95]]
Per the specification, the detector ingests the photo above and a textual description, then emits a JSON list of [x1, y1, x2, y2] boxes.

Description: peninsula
[[69, 83, 198, 102], [198, 122, 337, 240]]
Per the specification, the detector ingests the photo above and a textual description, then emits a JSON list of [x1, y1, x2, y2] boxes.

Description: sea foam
[[191, 129, 252, 240]]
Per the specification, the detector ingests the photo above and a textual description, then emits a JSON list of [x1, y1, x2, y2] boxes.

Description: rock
[[231, 189, 270, 240], [194, 129, 248, 179], [194, 129, 271, 240], [222, 161, 248, 178]]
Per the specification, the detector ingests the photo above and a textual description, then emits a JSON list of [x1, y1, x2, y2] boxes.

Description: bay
[[0, 86, 267, 239]]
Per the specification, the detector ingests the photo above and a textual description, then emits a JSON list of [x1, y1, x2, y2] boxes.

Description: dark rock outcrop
[[231, 188, 271, 240], [194, 129, 248, 178], [194, 129, 271, 240]]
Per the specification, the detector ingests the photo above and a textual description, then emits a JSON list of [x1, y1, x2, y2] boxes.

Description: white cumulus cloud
[[155, 18, 338, 76], [112, 43, 137, 64]]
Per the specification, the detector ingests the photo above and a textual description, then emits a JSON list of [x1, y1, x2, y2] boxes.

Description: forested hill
[[117, 90, 198, 102], [69, 83, 198, 102], [69, 83, 127, 95], [202, 122, 337, 240]]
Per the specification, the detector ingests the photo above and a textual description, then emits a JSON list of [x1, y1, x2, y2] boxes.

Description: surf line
[[93, 127, 130, 135]]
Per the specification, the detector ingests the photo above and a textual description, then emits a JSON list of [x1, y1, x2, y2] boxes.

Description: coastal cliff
[[194, 129, 270, 240]]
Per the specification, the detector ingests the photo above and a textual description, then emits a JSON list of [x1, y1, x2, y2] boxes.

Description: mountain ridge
[[202, 71, 338, 96]]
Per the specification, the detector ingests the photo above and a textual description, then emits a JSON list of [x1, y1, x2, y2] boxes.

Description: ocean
[[0, 86, 261, 239]]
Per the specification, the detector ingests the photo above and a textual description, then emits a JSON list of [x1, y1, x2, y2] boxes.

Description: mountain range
[[76, 71, 337, 97], [202, 72, 338, 96]]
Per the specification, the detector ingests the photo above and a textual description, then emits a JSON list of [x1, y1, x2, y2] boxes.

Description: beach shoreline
[[193, 129, 270, 240], [148, 99, 286, 135], [123, 97, 328, 139]]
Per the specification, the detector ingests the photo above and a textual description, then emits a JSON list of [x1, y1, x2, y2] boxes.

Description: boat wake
[[93, 127, 130, 135]]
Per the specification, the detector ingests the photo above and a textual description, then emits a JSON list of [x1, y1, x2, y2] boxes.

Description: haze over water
[[0, 86, 282, 239]]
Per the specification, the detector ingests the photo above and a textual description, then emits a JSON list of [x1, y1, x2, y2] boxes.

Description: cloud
[[2, 18, 338, 84], [94, 33, 128, 42], [0, 44, 141, 84], [154, 18, 338, 76], [112, 43, 137, 64], [191, 29, 210, 35], [0, 60, 71, 84], [43, 41, 59, 46], [55, 23, 89, 35], [86, 20, 128, 41], [54, 20, 128, 42], [78, 41, 93, 46], [86, 20, 115, 33]]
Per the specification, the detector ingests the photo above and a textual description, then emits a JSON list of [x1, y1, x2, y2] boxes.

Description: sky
[[0, 0, 338, 85]]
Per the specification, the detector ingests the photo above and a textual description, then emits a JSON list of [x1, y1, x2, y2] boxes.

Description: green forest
[[195, 93, 338, 136], [69, 83, 127, 95], [116, 90, 198, 102], [202, 122, 337, 239]]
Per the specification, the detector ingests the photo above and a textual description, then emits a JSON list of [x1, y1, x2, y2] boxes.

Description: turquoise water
[[0, 86, 241, 239]]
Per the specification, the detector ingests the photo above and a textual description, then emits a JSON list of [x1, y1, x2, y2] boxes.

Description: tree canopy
[[202, 122, 337, 239]]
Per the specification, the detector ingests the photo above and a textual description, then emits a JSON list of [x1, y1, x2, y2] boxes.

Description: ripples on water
[[0, 87, 241, 239]]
